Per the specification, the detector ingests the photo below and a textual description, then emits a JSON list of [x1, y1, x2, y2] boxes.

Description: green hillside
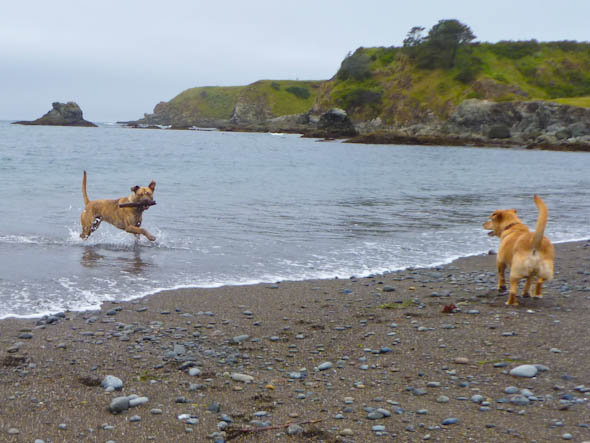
[[154, 80, 321, 124], [317, 38, 590, 124]]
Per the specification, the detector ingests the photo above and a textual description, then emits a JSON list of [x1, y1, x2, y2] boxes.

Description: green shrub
[[285, 86, 310, 99], [489, 40, 540, 59], [337, 88, 382, 112], [454, 52, 483, 84], [547, 40, 590, 52], [271, 82, 281, 91], [377, 47, 398, 65], [337, 50, 372, 81]]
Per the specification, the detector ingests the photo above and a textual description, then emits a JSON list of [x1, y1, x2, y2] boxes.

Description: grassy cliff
[[316, 40, 590, 125], [147, 80, 321, 125], [142, 40, 590, 127]]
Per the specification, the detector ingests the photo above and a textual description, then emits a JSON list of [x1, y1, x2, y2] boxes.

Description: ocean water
[[1, 120, 589, 318]]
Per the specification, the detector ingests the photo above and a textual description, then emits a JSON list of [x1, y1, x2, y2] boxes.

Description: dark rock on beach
[[13, 102, 97, 127]]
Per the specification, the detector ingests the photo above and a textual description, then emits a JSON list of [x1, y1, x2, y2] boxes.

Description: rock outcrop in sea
[[13, 102, 97, 127]]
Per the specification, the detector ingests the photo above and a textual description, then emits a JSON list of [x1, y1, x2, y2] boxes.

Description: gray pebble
[[101, 375, 123, 391], [109, 397, 130, 413], [510, 395, 530, 406], [287, 424, 304, 435], [188, 368, 201, 376], [471, 394, 484, 404], [233, 334, 249, 343], [129, 396, 149, 407], [509, 365, 538, 378]]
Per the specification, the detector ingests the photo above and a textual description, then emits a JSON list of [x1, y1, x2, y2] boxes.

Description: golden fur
[[80, 171, 157, 241], [483, 195, 555, 306]]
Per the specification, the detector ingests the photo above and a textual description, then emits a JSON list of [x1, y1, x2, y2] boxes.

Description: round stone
[[109, 397, 130, 413], [510, 365, 538, 378], [101, 375, 123, 391]]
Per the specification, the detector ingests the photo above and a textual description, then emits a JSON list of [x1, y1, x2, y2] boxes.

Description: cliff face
[[14, 102, 97, 127], [446, 99, 590, 144]]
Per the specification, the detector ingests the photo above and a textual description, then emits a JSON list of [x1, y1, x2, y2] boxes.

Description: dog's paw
[[532, 294, 543, 299], [147, 235, 156, 242], [505, 300, 519, 306], [522, 292, 531, 298], [498, 285, 507, 293]]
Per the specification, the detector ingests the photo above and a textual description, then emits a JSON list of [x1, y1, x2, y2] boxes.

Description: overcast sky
[[2, 0, 589, 122]]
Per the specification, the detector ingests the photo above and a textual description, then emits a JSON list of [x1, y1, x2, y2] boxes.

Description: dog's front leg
[[125, 225, 156, 241]]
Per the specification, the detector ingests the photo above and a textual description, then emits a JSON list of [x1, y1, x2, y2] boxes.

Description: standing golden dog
[[483, 195, 554, 306], [80, 171, 157, 241]]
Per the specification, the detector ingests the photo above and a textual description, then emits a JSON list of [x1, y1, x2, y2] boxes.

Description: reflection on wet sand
[[81, 246, 151, 275]]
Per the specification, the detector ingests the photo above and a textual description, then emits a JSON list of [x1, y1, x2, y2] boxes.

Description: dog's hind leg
[[506, 276, 520, 306], [533, 278, 545, 298], [522, 275, 534, 298], [497, 261, 507, 292]]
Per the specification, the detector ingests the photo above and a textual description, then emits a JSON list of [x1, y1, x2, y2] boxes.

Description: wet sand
[[1, 240, 589, 442]]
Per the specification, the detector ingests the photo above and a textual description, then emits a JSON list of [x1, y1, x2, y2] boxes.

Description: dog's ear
[[510, 209, 517, 214], [491, 211, 501, 220], [148, 181, 156, 191], [131, 185, 140, 193]]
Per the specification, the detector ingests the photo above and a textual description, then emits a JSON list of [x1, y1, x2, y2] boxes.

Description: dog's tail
[[82, 171, 90, 206], [532, 194, 548, 251]]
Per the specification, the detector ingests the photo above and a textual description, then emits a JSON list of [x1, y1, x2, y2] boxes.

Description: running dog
[[80, 171, 157, 241], [483, 195, 555, 306]]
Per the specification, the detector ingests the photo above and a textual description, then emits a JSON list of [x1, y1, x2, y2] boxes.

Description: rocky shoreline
[[122, 98, 590, 152], [1, 240, 590, 442]]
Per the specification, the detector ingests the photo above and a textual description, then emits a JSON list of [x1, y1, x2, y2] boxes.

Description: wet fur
[[483, 195, 555, 306], [80, 171, 157, 241]]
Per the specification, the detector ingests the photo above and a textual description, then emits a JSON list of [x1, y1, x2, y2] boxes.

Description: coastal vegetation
[[137, 19, 590, 134], [318, 20, 590, 124], [146, 80, 320, 125]]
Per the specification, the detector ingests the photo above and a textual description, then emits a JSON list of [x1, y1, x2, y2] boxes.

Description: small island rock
[[13, 102, 97, 127]]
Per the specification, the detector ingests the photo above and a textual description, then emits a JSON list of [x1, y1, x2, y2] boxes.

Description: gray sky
[[2, 0, 589, 122]]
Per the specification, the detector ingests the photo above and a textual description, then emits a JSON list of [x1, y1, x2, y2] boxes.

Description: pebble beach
[[1, 240, 590, 442]]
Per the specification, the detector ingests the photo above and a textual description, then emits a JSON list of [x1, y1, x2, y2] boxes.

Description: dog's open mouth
[[487, 230, 495, 236]]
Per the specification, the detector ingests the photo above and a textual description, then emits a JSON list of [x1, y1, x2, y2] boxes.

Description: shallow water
[[1, 121, 589, 317]]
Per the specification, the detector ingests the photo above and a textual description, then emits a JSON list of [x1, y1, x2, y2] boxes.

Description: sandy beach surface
[[1, 240, 589, 442]]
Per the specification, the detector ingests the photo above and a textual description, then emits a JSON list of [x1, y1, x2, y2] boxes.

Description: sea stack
[[13, 102, 97, 127]]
